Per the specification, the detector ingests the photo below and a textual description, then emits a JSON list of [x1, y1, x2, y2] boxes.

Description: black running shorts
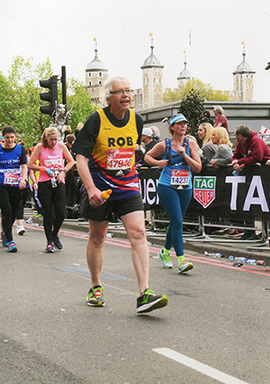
[[82, 193, 144, 222]]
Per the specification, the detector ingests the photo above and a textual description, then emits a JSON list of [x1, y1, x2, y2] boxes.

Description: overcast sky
[[1, 0, 270, 102]]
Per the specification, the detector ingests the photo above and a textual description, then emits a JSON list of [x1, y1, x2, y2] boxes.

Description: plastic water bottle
[[147, 241, 153, 246], [212, 253, 224, 258], [229, 255, 234, 262], [204, 251, 224, 258], [245, 258, 257, 265], [101, 189, 112, 201], [234, 257, 246, 264], [232, 163, 245, 176], [234, 257, 246, 263], [106, 233, 113, 238], [51, 177, 57, 188]]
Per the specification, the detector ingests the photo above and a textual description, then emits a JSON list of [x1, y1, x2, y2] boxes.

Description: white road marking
[[153, 348, 250, 384]]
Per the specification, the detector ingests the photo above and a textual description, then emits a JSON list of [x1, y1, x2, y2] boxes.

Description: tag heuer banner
[[193, 176, 216, 208], [138, 165, 270, 220]]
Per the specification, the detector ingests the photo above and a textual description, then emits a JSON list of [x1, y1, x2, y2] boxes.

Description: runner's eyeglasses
[[110, 89, 132, 95]]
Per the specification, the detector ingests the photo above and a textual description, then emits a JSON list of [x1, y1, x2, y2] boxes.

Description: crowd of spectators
[[2, 104, 270, 248]]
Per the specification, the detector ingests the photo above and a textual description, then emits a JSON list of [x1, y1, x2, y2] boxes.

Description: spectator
[[211, 127, 233, 168], [232, 124, 270, 240], [232, 124, 270, 168], [65, 134, 76, 159], [75, 122, 84, 138], [72, 76, 168, 314], [135, 127, 158, 168], [145, 114, 201, 273], [197, 122, 217, 166], [213, 105, 229, 131], [63, 125, 72, 142], [204, 110, 214, 126], [150, 125, 161, 142]]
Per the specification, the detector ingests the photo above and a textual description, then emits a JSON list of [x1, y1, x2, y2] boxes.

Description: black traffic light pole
[[39, 75, 58, 115], [61, 66, 67, 107]]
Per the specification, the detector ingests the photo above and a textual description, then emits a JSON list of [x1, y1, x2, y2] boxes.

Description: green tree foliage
[[66, 78, 96, 130], [0, 56, 95, 147], [0, 56, 53, 145], [178, 89, 206, 137], [163, 78, 230, 103]]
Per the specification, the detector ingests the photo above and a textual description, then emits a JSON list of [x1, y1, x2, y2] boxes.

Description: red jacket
[[232, 131, 270, 165]]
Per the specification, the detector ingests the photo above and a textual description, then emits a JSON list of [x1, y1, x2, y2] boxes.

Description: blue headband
[[170, 114, 188, 125]]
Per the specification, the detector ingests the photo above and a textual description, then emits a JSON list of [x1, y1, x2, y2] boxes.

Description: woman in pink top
[[28, 127, 74, 252]]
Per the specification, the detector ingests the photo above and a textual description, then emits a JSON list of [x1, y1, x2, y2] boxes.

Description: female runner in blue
[[145, 114, 201, 273]]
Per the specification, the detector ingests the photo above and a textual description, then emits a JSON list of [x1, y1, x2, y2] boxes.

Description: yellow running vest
[[92, 108, 137, 171]]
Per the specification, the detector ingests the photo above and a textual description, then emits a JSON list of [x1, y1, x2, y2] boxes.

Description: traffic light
[[39, 75, 58, 115]]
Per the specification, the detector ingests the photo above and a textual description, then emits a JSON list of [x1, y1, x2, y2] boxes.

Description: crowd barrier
[[26, 164, 270, 249], [138, 165, 270, 247]]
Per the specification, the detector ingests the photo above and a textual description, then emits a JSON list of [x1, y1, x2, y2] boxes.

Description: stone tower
[[233, 43, 256, 102], [85, 38, 108, 106], [177, 52, 191, 87], [141, 33, 164, 109]]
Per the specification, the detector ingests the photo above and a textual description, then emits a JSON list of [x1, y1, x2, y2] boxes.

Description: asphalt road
[[1, 223, 270, 384]]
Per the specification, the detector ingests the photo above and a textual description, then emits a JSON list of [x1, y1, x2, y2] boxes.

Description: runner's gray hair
[[102, 77, 131, 105]]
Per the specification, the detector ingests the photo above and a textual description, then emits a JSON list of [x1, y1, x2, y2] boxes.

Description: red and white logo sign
[[193, 176, 216, 208]]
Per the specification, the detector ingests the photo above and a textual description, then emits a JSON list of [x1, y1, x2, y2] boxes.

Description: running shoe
[[52, 235, 63, 250], [8, 241, 17, 253], [229, 229, 245, 237], [1, 231, 8, 247], [158, 248, 173, 268], [17, 225, 25, 235], [45, 242, 54, 253], [86, 286, 105, 307], [137, 289, 168, 314], [178, 256, 193, 273]]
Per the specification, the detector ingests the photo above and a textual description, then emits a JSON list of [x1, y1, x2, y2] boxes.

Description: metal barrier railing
[[26, 192, 269, 248], [144, 209, 268, 246]]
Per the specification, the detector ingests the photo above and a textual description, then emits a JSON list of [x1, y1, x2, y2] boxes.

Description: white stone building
[[232, 44, 256, 102], [141, 35, 164, 109], [85, 39, 108, 106]]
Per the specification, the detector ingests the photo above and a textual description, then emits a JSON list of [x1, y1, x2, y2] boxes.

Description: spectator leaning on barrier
[[197, 122, 217, 167], [232, 125, 270, 170], [210, 127, 233, 168], [232, 124, 270, 240], [213, 105, 229, 132]]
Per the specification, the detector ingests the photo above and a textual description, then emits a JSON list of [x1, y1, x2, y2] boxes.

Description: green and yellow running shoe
[[86, 286, 105, 307], [158, 248, 173, 268], [137, 289, 168, 314], [178, 256, 193, 274]]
